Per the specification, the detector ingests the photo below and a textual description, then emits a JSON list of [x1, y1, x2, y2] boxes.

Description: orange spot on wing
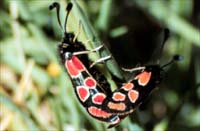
[[88, 106, 112, 118], [112, 92, 126, 101], [135, 71, 151, 86], [128, 90, 139, 103], [108, 102, 126, 111], [122, 83, 134, 91]]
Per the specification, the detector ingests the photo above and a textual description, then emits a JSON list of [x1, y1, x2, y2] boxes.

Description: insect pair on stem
[[49, 2, 182, 128]]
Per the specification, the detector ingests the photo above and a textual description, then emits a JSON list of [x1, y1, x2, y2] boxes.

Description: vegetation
[[0, 0, 199, 130]]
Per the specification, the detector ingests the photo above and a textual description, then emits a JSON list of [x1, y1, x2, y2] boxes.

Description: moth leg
[[73, 45, 104, 56], [90, 55, 112, 68], [122, 66, 145, 72]]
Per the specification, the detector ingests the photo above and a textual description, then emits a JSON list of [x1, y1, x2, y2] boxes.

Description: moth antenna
[[49, 2, 64, 32], [161, 54, 183, 68], [64, 2, 73, 33]]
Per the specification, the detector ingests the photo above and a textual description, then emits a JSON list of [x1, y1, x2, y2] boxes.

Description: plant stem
[[71, 0, 124, 80]]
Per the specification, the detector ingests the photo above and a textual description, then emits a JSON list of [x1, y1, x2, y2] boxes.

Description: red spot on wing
[[92, 93, 106, 105], [135, 71, 151, 86], [88, 106, 112, 118], [112, 92, 126, 101], [107, 102, 126, 111], [85, 77, 96, 88], [128, 90, 139, 103], [76, 86, 89, 102], [122, 83, 134, 91], [72, 56, 85, 71], [65, 60, 79, 77]]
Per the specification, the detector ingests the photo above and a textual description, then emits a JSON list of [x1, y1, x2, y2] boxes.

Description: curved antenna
[[49, 2, 64, 32], [161, 54, 183, 69], [64, 3, 73, 33]]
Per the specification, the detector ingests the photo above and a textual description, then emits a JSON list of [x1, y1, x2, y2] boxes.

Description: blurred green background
[[0, 0, 200, 131]]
